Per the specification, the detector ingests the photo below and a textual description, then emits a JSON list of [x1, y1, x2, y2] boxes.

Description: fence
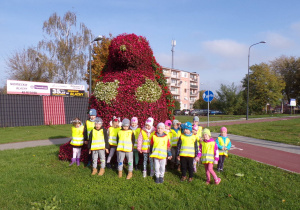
[[0, 95, 89, 127]]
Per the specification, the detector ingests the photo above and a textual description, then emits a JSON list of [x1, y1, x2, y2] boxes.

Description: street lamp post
[[171, 40, 176, 69], [246, 41, 266, 120], [89, 35, 103, 96]]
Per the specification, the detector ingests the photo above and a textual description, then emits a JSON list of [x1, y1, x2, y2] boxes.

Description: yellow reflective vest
[[171, 129, 181, 147], [141, 130, 155, 151], [150, 134, 169, 159], [200, 141, 216, 164], [90, 129, 105, 151], [217, 136, 230, 157], [70, 126, 84, 146], [117, 130, 134, 152], [133, 128, 141, 149], [179, 135, 196, 157], [108, 127, 121, 146], [85, 120, 95, 137]]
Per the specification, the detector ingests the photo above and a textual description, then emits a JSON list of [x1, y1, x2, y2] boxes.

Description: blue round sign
[[203, 90, 214, 102]]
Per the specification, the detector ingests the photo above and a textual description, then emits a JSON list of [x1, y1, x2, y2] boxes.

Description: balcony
[[190, 85, 198, 89], [190, 77, 198, 82]]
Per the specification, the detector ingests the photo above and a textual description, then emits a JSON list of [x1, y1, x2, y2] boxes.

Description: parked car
[[173, 110, 181, 115], [181, 109, 190, 115], [190, 109, 208, 116], [210, 110, 224, 115]]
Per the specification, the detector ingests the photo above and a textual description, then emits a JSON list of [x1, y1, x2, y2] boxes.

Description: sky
[[1, 0, 300, 93]]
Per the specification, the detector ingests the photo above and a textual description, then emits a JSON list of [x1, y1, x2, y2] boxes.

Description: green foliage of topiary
[[135, 78, 162, 103], [94, 80, 119, 104]]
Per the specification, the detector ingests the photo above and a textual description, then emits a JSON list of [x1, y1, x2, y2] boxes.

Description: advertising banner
[[7, 80, 85, 96]]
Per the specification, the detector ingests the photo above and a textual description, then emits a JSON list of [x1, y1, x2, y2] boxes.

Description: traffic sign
[[203, 90, 214, 102]]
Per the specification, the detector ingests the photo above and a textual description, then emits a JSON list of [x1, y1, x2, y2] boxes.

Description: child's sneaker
[[159, 177, 164, 183], [215, 178, 221, 185], [155, 177, 160, 184], [180, 176, 187, 182], [143, 170, 147, 178], [150, 170, 154, 177], [106, 163, 111, 169]]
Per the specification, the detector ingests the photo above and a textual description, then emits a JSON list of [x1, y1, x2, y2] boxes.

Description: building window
[[171, 79, 177, 84]]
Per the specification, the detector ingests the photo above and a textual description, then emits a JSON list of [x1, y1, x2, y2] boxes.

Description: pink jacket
[[197, 138, 219, 162], [137, 126, 156, 153]]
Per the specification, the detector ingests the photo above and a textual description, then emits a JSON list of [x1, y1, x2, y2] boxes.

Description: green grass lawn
[[208, 118, 300, 146], [0, 124, 71, 144], [0, 145, 299, 209]]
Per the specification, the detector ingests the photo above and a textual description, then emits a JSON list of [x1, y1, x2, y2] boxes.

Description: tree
[[39, 11, 92, 84], [6, 47, 55, 82], [83, 34, 113, 92], [242, 63, 285, 114], [215, 83, 245, 115], [270, 56, 300, 103], [174, 100, 180, 110]]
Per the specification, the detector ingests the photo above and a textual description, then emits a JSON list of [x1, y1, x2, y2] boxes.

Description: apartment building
[[162, 67, 200, 110]]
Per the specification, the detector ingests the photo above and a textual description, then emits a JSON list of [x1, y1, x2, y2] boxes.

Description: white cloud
[[202, 40, 247, 58], [265, 32, 294, 49]]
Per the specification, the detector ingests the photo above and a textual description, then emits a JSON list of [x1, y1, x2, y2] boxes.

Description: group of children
[[69, 110, 231, 185]]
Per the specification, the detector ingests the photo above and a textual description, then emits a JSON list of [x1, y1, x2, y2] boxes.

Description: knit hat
[[165, 120, 172, 127], [131, 117, 138, 123], [112, 116, 120, 122], [203, 128, 211, 136], [183, 122, 193, 132], [94, 117, 103, 124], [145, 117, 154, 127], [173, 119, 180, 125], [89, 109, 97, 116], [193, 116, 199, 122], [71, 118, 82, 125], [157, 122, 165, 129], [220, 127, 227, 132], [122, 118, 130, 127], [192, 124, 198, 131]]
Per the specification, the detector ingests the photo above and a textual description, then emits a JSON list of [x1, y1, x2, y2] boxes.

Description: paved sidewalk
[[0, 138, 69, 151]]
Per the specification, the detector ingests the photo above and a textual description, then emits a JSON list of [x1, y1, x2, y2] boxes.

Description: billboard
[[7, 80, 85, 96]]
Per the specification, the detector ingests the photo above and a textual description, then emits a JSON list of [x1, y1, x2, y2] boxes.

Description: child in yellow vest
[[88, 117, 109, 176], [170, 120, 181, 171], [131, 117, 141, 170], [164, 120, 173, 169], [106, 116, 121, 169], [69, 118, 84, 166], [117, 118, 135, 179], [137, 117, 155, 177], [84, 109, 97, 167], [192, 124, 201, 172], [216, 127, 231, 172], [177, 122, 198, 182], [150, 122, 172, 184], [196, 128, 221, 185], [193, 116, 203, 140]]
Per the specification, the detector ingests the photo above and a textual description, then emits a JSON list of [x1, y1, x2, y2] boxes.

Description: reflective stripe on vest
[[108, 127, 121, 146], [86, 120, 95, 136], [133, 128, 141, 149], [201, 141, 216, 163], [150, 135, 169, 159], [171, 129, 181, 147], [179, 135, 196, 157], [91, 129, 105, 150], [70, 126, 84, 146], [218, 136, 230, 157], [141, 130, 154, 151], [117, 130, 133, 152]]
